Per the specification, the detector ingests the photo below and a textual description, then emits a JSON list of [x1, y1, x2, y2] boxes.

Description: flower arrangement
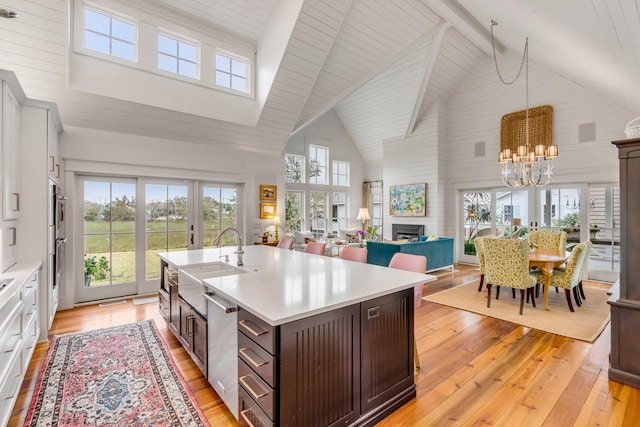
[[356, 229, 366, 240], [260, 230, 273, 242]]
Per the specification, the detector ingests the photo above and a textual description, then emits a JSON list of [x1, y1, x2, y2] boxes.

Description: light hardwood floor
[[9, 264, 639, 426]]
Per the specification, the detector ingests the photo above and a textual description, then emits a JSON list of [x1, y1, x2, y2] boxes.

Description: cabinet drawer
[[0, 305, 22, 377], [238, 308, 277, 354], [239, 385, 275, 427], [23, 283, 38, 325], [0, 349, 22, 423], [22, 314, 39, 363], [238, 359, 276, 421], [238, 331, 276, 387]]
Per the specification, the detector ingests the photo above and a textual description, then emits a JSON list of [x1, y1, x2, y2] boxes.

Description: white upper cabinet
[[48, 112, 60, 182], [2, 81, 21, 220]]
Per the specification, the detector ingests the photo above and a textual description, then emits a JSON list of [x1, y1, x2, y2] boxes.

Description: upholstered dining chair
[[474, 235, 498, 292], [304, 241, 326, 255], [529, 230, 567, 250], [276, 238, 294, 250], [388, 252, 427, 369], [339, 246, 367, 263], [483, 238, 537, 315], [531, 241, 592, 312]]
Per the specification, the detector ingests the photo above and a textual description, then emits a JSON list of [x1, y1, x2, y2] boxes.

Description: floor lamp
[[357, 208, 370, 231]]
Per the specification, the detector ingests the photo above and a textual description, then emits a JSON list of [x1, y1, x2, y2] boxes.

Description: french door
[[458, 184, 620, 282], [77, 177, 242, 303]]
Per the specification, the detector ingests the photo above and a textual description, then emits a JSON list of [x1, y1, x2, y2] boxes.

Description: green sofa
[[366, 237, 454, 273]]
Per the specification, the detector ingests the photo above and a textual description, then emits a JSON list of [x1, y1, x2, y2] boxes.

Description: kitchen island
[[158, 245, 435, 426]]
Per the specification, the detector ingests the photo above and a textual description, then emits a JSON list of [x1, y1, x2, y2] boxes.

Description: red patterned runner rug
[[25, 320, 209, 426]]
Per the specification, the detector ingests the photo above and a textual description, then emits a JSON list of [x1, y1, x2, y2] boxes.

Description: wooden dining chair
[[388, 252, 427, 369], [338, 246, 367, 263], [531, 241, 591, 312], [276, 238, 294, 250], [304, 241, 326, 255], [529, 230, 567, 250], [484, 238, 537, 315], [474, 235, 497, 292]]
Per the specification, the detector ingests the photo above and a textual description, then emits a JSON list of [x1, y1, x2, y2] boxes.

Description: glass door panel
[[79, 179, 136, 302], [587, 184, 620, 282], [462, 192, 491, 256], [145, 184, 190, 281], [309, 191, 327, 238], [495, 190, 529, 238], [537, 187, 581, 237], [202, 186, 237, 247]]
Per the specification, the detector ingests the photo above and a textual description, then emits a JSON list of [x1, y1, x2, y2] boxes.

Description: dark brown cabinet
[[609, 137, 640, 388], [238, 288, 415, 427], [177, 296, 207, 375]]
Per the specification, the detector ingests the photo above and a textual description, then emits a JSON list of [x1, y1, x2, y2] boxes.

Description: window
[[158, 33, 198, 79], [84, 4, 136, 61], [285, 190, 304, 232], [332, 160, 349, 186], [84, 179, 136, 286], [216, 51, 249, 93], [309, 145, 328, 185], [331, 192, 349, 231], [202, 186, 237, 247], [309, 192, 327, 238], [145, 184, 189, 280], [285, 154, 305, 183]]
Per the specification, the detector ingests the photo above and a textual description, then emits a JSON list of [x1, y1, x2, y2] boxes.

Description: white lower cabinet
[[0, 262, 41, 427]]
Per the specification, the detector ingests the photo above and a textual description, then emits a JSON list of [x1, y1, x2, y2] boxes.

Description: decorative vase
[[262, 236, 268, 243]]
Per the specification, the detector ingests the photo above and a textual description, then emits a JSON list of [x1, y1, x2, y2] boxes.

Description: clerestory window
[[216, 51, 249, 93], [158, 32, 199, 79], [84, 3, 136, 62]]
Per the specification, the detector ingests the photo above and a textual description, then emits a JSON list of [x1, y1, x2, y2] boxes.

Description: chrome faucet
[[213, 227, 244, 266]]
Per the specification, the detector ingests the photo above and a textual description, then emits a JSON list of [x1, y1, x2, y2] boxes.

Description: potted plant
[[84, 255, 109, 287], [366, 226, 379, 242]]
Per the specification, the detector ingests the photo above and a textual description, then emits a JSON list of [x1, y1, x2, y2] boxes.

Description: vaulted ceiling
[[1, 0, 638, 161]]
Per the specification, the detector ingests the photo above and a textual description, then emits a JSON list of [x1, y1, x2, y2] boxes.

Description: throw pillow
[[426, 235, 439, 241]]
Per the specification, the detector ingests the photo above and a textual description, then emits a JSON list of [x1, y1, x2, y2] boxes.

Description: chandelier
[[491, 21, 558, 187]]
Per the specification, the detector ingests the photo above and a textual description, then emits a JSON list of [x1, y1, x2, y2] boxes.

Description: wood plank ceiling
[[0, 0, 638, 160]]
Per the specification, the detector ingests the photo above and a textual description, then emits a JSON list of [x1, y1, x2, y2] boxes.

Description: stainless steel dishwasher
[[204, 291, 239, 419]]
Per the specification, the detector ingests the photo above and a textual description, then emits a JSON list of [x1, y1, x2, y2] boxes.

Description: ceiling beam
[[290, 22, 447, 138], [422, 0, 501, 56], [405, 22, 449, 138]]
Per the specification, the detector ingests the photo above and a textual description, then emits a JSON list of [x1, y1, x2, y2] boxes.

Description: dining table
[[529, 248, 569, 310]]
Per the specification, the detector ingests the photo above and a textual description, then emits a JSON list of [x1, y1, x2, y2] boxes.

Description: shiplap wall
[[381, 103, 444, 239]]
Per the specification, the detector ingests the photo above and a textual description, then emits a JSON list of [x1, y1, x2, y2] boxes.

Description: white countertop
[[158, 246, 436, 326], [0, 261, 42, 308]]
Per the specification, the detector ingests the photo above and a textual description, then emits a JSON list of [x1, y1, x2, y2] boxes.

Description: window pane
[[180, 42, 196, 61], [158, 54, 177, 73], [202, 186, 237, 248], [85, 9, 110, 34], [231, 76, 246, 92], [309, 191, 327, 238], [112, 183, 136, 232], [216, 54, 230, 72], [111, 234, 135, 284], [179, 60, 196, 78], [285, 191, 303, 232], [112, 19, 134, 42], [285, 154, 304, 183], [112, 39, 135, 61], [158, 35, 177, 55], [84, 181, 110, 233], [85, 31, 110, 54], [216, 71, 230, 87], [232, 59, 247, 77]]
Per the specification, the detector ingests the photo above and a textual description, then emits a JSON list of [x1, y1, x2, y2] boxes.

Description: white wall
[[59, 126, 283, 308], [285, 109, 365, 231], [381, 101, 447, 239]]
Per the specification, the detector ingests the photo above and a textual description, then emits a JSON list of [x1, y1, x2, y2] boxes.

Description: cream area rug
[[423, 281, 610, 342]]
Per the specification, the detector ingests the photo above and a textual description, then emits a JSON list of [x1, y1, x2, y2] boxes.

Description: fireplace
[[392, 224, 424, 241]]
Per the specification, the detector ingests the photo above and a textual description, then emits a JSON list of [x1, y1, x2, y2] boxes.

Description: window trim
[[215, 49, 251, 94], [82, 1, 138, 63], [157, 29, 201, 80]]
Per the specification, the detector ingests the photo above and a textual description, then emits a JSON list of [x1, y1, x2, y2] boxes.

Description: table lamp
[[356, 208, 370, 231], [273, 215, 281, 243], [511, 218, 521, 239]]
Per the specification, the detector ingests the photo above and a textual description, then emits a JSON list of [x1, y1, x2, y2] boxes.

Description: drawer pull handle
[[50, 156, 55, 172], [240, 409, 256, 427], [239, 319, 267, 337], [239, 375, 269, 400], [12, 192, 19, 212], [239, 347, 268, 368]]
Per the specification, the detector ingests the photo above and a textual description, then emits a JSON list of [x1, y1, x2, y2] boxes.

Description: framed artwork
[[260, 184, 277, 201], [389, 183, 426, 216], [260, 203, 277, 219]]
